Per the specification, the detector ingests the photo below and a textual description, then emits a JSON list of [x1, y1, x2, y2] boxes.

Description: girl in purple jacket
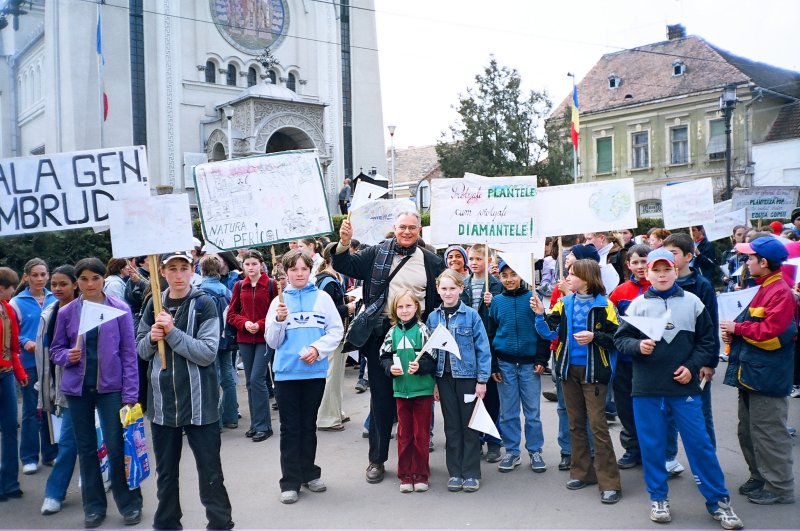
[[50, 258, 142, 529]]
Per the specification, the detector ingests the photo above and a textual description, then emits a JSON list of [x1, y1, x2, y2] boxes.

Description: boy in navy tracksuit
[[614, 249, 743, 529], [662, 233, 720, 476]]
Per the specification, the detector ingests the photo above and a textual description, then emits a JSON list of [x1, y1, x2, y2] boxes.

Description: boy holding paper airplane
[[614, 248, 743, 529]]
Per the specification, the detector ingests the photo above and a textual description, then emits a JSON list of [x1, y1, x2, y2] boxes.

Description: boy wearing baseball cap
[[615, 249, 742, 529], [721, 236, 796, 505], [136, 251, 234, 530]]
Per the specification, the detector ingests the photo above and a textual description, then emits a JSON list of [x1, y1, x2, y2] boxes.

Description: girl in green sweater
[[379, 290, 435, 493]]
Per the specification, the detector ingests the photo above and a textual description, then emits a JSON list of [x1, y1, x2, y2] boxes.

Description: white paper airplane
[[346, 286, 363, 301], [497, 251, 535, 286], [620, 310, 672, 342], [717, 287, 759, 322], [346, 351, 359, 363], [78, 301, 127, 336], [349, 180, 388, 212], [468, 397, 500, 439], [421, 324, 460, 359]]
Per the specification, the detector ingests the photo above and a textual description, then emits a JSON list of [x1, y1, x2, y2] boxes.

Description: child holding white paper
[[426, 270, 491, 493], [613, 248, 742, 529], [378, 290, 434, 493], [532, 259, 621, 504]]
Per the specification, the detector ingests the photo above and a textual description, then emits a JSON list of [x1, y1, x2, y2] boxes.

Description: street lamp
[[224, 105, 234, 160], [388, 125, 396, 198], [720, 83, 737, 200]]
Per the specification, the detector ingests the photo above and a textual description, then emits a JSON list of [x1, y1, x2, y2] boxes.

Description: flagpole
[[96, 0, 104, 148], [568, 72, 578, 184]]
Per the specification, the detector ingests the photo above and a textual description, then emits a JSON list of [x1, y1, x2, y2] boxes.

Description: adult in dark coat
[[332, 211, 444, 484]]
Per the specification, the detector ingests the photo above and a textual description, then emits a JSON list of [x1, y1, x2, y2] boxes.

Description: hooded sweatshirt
[[265, 282, 344, 381]]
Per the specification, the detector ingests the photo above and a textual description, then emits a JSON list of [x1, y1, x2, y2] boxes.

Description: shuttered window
[[596, 137, 612, 173]]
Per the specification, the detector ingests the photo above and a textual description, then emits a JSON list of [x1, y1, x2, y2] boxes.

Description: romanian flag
[[570, 85, 579, 149], [96, 8, 108, 121]]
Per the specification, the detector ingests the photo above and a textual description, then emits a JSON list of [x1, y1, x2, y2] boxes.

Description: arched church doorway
[[265, 127, 315, 153]]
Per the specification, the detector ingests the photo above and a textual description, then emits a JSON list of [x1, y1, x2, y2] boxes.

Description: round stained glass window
[[209, 0, 288, 55]]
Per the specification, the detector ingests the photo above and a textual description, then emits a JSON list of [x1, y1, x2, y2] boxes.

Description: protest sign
[[0, 146, 150, 237], [193, 150, 333, 250], [702, 200, 748, 242], [349, 197, 415, 245], [717, 287, 759, 322], [108, 194, 195, 258], [732, 186, 800, 220], [429, 173, 538, 246], [661, 178, 714, 230], [534, 178, 637, 237]]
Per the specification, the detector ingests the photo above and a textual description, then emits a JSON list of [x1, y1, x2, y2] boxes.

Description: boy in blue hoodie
[[487, 259, 548, 473]]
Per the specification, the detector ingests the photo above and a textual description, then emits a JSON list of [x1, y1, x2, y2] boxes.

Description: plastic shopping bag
[[120, 403, 150, 490]]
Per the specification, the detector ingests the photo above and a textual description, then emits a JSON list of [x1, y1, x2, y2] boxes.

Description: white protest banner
[[78, 301, 128, 336], [349, 180, 388, 212], [468, 398, 501, 439], [534, 178, 637, 237], [193, 150, 333, 250], [108, 194, 195, 258], [429, 173, 539, 246], [661, 178, 715, 230], [620, 310, 672, 341], [704, 204, 748, 242], [732, 186, 800, 220], [786, 257, 800, 284], [421, 324, 460, 359], [0, 146, 150, 237], [717, 287, 759, 322], [349, 198, 415, 245]]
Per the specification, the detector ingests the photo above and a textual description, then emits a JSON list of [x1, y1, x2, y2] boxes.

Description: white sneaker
[[399, 483, 413, 493], [280, 490, 298, 504], [711, 499, 744, 530], [650, 499, 672, 523], [303, 478, 326, 493], [41, 497, 62, 515], [22, 463, 38, 475], [790, 385, 800, 398], [236, 361, 244, 370], [666, 459, 684, 477]]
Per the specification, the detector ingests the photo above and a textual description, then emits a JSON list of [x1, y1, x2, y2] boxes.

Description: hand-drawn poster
[[430, 173, 538, 246], [350, 198, 416, 245], [0, 146, 150, 237], [732, 186, 800, 220], [193, 150, 333, 250], [660, 178, 715, 230]]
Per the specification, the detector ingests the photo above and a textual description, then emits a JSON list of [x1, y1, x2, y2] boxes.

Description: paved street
[[4, 364, 799, 530]]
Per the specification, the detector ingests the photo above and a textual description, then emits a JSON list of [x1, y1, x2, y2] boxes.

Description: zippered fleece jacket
[[136, 287, 220, 427], [614, 287, 716, 397], [536, 293, 619, 385], [265, 283, 343, 381], [11, 287, 57, 368]]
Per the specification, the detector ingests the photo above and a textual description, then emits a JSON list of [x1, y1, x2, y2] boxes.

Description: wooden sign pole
[[557, 236, 565, 281], [270, 246, 284, 302], [484, 242, 489, 291], [147, 255, 167, 369], [530, 253, 537, 292]]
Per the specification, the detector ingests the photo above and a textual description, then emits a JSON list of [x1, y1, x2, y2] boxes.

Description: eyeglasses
[[396, 225, 419, 232]]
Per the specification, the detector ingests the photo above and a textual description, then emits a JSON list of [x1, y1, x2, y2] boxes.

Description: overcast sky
[[374, 0, 800, 150]]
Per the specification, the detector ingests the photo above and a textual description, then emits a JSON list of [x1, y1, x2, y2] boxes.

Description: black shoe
[[5, 489, 22, 498], [601, 490, 622, 504], [542, 390, 558, 402], [123, 509, 142, 526], [747, 488, 795, 505], [223, 423, 238, 429], [605, 412, 617, 422], [252, 429, 273, 442], [738, 478, 765, 495], [566, 479, 597, 490], [84, 513, 106, 528], [366, 462, 385, 484], [245, 429, 255, 438], [558, 455, 571, 471]]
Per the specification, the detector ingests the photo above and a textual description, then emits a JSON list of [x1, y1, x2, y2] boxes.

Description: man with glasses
[[333, 211, 444, 484]]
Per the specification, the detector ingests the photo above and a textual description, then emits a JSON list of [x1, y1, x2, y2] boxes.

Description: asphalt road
[[4, 364, 799, 530]]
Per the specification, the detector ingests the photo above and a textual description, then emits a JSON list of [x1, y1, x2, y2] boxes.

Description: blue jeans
[[0, 371, 20, 495], [67, 389, 142, 517], [635, 394, 728, 508], [239, 343, 271, 432], [44, 408, 78, 501], [497, 360, 544, 455], [215, 350, 238, 426], [20, 366, 58, 465], [665, 380, 715, 459]]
